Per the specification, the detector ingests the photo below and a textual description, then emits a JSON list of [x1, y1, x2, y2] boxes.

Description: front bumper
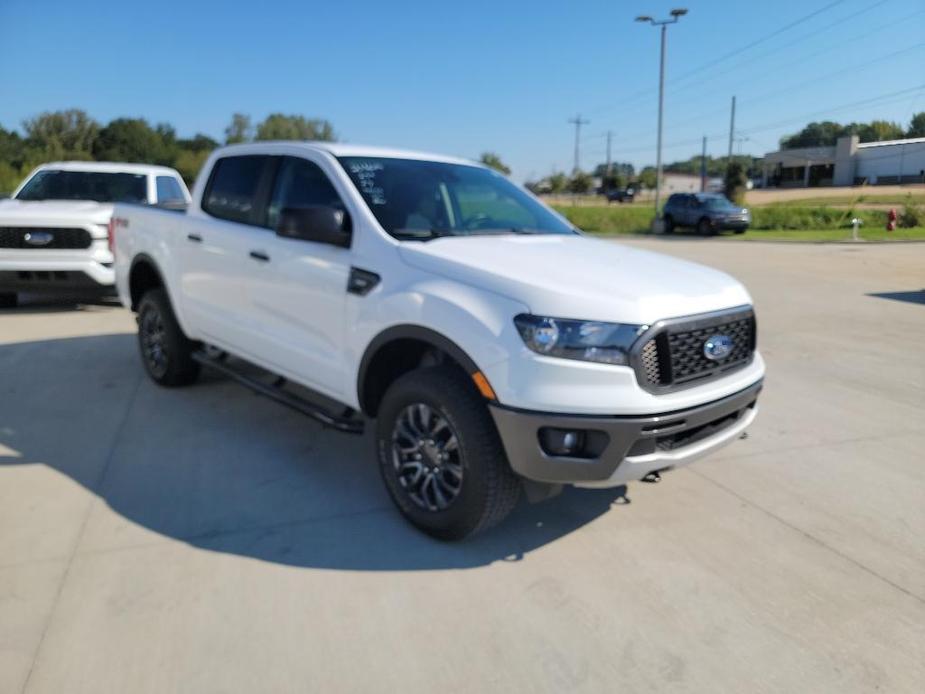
[[0, 247, 114, 292], [489, 380, 761, 486]]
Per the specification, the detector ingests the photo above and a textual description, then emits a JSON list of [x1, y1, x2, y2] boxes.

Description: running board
[[192, 352, 365, 434]]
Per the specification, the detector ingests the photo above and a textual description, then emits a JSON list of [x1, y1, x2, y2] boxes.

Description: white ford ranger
[[113, 142, 764, 539], [0, 161, 189, 307]]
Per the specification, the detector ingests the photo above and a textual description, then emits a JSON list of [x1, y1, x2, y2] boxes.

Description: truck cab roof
[[32, 161, 184, 176], [213, 141, 480, 167]]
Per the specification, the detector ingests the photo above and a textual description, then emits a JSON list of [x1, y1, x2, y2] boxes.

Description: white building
[[762, 135, 925, 188]]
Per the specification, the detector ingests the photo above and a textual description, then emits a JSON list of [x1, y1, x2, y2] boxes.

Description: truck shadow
[[0, 333, 628, 571]]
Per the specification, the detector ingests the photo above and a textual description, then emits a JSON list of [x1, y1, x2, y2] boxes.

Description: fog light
[[539, 428, 586, 456]]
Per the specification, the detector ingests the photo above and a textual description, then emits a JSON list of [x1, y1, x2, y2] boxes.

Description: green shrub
[[749, 205, 886, 230], [899, 204, 922, 229]]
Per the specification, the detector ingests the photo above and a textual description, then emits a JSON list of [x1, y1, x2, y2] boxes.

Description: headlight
[[514, 314, 646, 365]]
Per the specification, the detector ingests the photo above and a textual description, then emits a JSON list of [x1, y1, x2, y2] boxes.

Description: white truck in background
[[0, 161, 189, 307], [112, 141, 764, 540]]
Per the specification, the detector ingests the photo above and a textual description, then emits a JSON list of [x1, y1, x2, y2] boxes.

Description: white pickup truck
[[113, 142, 764, 539], [0, 161, 189, 307]]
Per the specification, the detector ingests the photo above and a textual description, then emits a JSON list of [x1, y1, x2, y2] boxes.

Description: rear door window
[[202, 156, 269, 225]]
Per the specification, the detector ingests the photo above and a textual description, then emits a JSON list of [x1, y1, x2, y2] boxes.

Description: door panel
[[177, 155, 271, 349], [244, 156, 352, 399]]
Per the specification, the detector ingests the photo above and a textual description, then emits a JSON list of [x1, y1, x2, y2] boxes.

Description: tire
[[376, 365, 521, 540], [0, 292, 17, 309], [734, 227, 747, 235], [697, 217, 715, 236], [136, 287, 200, 387], [663, 215, 675, 233]]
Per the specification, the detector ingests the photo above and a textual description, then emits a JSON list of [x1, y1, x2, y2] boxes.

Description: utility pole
[[700, 135, 707, 192], [727, 95, 736, 170], [636, 8, 688, 221], [606, 131, 613, 175], [568, 114, 590, 173]]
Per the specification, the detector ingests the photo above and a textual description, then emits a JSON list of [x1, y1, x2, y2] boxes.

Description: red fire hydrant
[[887, 208, 897, 231]]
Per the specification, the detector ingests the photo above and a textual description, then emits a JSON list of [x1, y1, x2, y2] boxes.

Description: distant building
[[761, 135, 925, 188], [658, 173, 724, 194]]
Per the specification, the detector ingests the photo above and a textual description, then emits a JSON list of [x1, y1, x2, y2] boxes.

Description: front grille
[[0, 227, 93, 249], [634, 308, 756, 391]]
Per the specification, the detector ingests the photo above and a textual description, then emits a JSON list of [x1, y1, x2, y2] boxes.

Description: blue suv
[[662, 193, 750, 235]]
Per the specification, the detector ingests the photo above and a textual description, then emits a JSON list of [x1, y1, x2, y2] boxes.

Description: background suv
[[663, 193, 750, 235]]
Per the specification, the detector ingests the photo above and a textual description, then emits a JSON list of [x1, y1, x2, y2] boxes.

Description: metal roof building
[[761, 135, 925, 188]]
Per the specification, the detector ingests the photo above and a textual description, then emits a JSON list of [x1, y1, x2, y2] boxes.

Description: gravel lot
[[1, 239, 923, 693]]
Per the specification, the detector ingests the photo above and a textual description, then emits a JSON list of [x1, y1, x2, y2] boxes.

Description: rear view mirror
[[277, 206, 351, 248]]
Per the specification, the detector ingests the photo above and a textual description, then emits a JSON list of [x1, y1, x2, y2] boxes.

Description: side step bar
[[192, 352, 365, 434]]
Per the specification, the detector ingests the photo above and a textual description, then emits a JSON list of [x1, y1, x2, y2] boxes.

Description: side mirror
[[277, 206, 351, 248]]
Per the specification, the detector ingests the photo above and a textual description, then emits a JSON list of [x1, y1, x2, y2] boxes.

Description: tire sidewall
[[137, 288, 198, 386], [375, 369, 501, 539]]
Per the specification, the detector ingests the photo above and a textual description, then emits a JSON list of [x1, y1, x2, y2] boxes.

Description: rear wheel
[[137, 288, 200, 387], [697, 217, 715, 236], [0, 292, 17, 309], [376, 366, 521, 540]]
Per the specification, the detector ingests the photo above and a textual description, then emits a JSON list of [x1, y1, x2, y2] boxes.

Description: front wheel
[[663, 215, 675, 233], [697, 217, 715, 236], [376, 366, 521, 540], [0, 292, 17, 309], [137, 288, 200, 387]]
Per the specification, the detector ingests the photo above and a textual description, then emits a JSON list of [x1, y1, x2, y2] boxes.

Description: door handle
[[187, 233, 203, 243], [249, 250, 270, 262]]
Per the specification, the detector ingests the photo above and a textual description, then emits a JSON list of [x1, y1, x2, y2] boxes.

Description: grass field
[[552, 204, 925, 242], [761, 193, 925, 207]]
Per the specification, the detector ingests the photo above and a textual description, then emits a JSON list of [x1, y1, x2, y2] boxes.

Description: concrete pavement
[[1, 240, 923, 693]]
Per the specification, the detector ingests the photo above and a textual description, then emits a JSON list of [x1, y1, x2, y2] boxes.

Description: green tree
[[905, 112, 925, 138], [92, 118, 172, 164], [568, 171, 594, 194], [855, 120, 904, 143], [0, 125, 28, 192], [22, 109, 99, 160], [547, 172, 568, 193], [780, 121, 844, 148], [724, 161, 748, 205], [255, 114, 336, 142], [173, 149, 211, 185], [478, 152, 511, 175], [177, 134, 219, 152], [172, 133, 218, 184], [637, 167, 657, 189], [224, 113, 253, 144]]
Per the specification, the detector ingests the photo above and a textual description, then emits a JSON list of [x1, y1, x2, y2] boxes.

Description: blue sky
[[1, 0, 923, 181]]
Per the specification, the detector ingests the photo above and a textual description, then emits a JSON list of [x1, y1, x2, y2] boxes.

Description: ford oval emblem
[[24, 231, 54, 246], [704, 334, 734, 361]]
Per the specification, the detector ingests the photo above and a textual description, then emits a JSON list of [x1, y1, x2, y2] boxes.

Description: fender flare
[[356, 324, 481, 411], [127, 253, 165, 309]]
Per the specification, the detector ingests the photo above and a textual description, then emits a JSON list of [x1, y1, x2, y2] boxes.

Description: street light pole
[[636, 8, 687, 223]]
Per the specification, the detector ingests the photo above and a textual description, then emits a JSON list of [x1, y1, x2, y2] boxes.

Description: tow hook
[[642, 471, 661, 483]]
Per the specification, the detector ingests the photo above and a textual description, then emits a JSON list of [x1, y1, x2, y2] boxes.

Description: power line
[[586, 0, 851, 121], [583, 39, 925, 155], [669, 0, 849, 88]]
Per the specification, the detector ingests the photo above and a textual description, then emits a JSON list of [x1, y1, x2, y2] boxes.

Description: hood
[[398, 234, 751, 324], [0, 199, 115, 225]]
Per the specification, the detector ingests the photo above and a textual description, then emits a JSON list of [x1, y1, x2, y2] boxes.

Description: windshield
[[338, 157, 576, 239], [701, 196, 738, 211], [16, 170, 148, 203]]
